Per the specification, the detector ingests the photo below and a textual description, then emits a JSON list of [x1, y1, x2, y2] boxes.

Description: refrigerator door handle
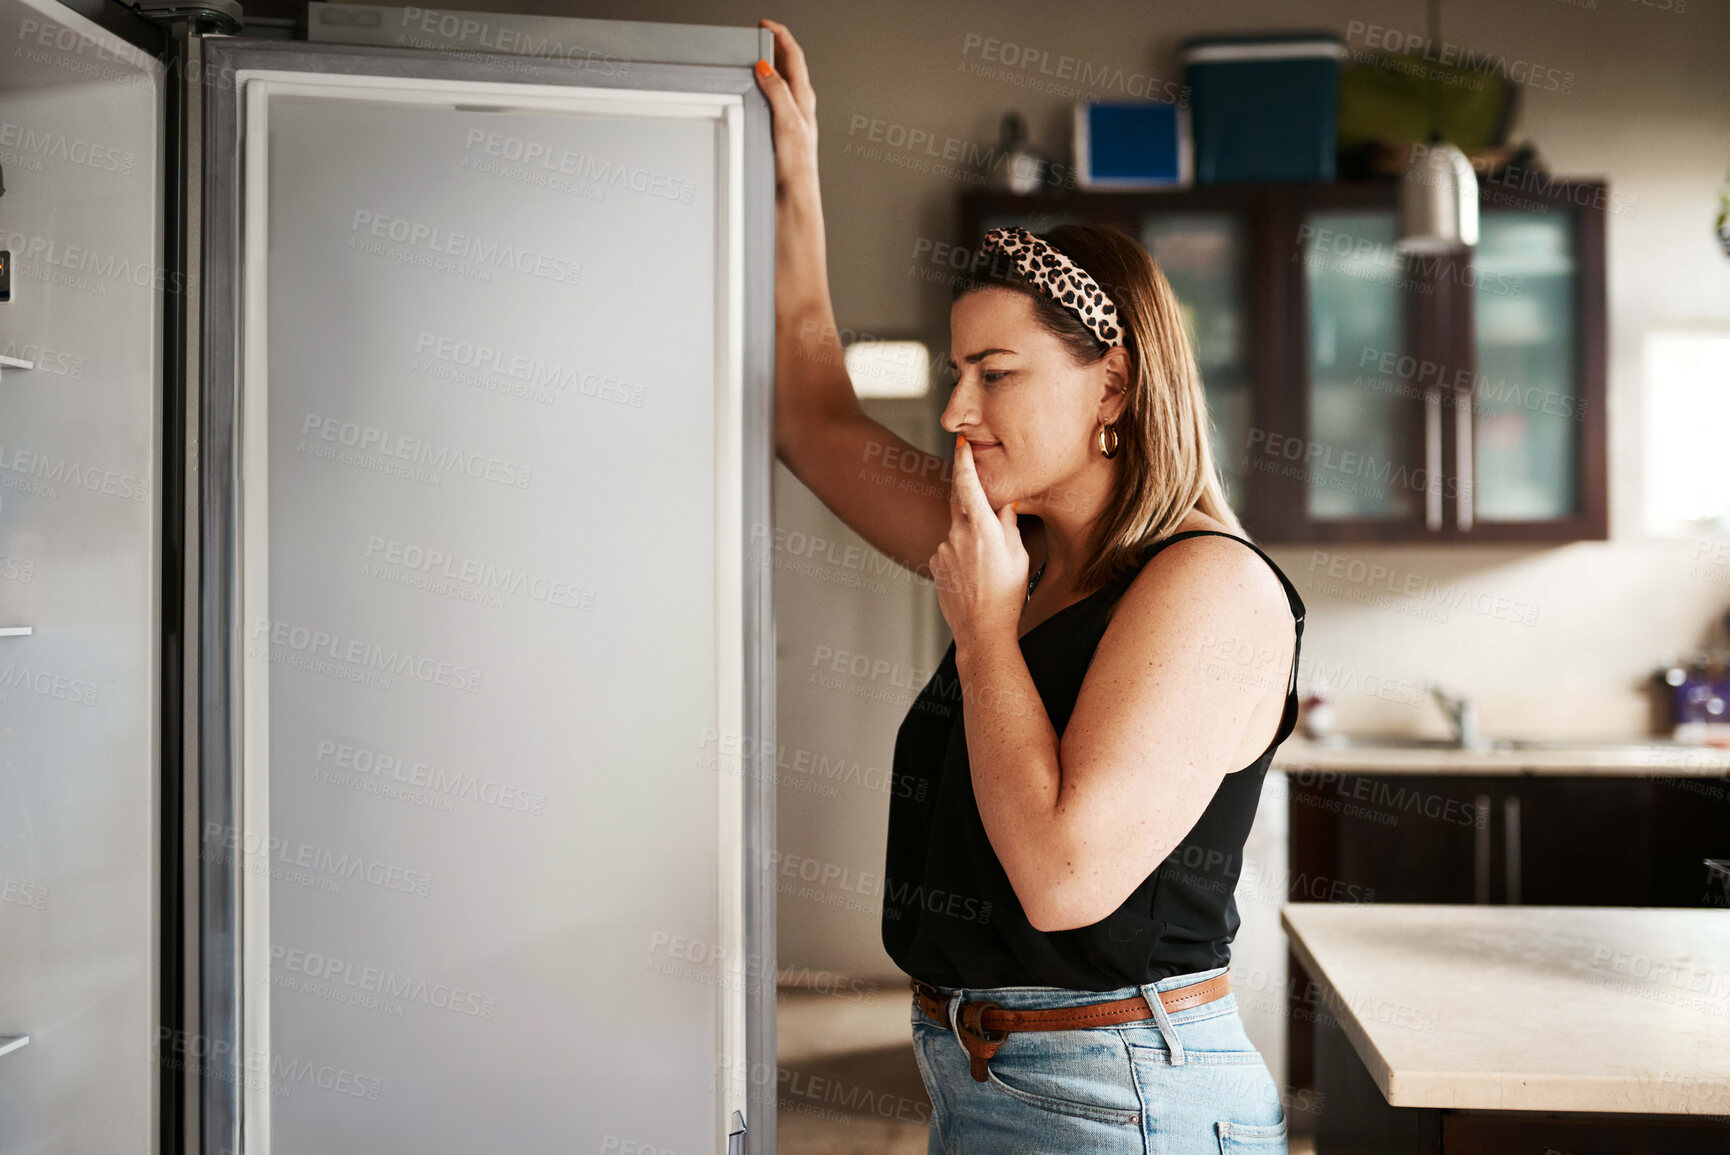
[[726, 1109, 747, 1155]]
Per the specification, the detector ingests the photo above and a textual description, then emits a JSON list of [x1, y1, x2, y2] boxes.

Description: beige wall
[[372, 0, 1730, 999]]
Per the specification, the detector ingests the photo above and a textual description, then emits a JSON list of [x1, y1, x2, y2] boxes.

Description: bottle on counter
[[1298, 674, 1334, 741], [1664, 648, 1730, 747]]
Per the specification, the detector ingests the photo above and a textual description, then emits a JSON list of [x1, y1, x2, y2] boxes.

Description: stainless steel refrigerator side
[[164, 18, 203, 1155], [740, 74, 777, 1155], [0, 1, 166, 1152], [196, 34, 779, 1154], [196, 28, 243, 1155], [306, 0, 768, 67]]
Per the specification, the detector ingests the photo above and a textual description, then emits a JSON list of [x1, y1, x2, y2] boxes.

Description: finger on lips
[[951, 435, 999, 522]]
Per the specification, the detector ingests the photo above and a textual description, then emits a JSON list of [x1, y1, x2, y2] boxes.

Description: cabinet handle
[[1456, 386, 1474, 532], [1503, 794, 1521, 904], [1426, 388, 1443, 531], [1473, 794, 1492, 904]]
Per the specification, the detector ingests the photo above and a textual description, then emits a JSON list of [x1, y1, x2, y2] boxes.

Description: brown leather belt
[[912, 971, 1232, 1083]]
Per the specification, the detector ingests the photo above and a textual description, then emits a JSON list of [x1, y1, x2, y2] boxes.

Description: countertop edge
[[1278, 904, 1730, 1115]]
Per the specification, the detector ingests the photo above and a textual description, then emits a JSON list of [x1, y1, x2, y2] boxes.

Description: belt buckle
[[910, 979, 949, 1029], [954, 998, 1007, 1083]]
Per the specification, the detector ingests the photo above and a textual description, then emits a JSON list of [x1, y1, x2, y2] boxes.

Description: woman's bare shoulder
[[1112, 524, 1293, 652]]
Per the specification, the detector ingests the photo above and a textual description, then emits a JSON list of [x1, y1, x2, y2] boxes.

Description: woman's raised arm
[[755, 19, 953, 578]]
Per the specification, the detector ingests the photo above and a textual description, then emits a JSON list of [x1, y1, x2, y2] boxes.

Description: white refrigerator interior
[[235, 74, 748, 1152]]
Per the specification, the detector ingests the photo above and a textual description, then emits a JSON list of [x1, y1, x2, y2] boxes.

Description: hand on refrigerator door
[[754, 18, 833, 332], [754, 19, 817, 197], [755, 18, 956, 579]]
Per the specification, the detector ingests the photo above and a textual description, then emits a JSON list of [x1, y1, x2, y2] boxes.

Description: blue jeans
[[909, 965, 1288, 1154]]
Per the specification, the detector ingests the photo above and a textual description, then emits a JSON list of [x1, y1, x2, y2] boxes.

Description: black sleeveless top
[[881, 530, 1306, 991]]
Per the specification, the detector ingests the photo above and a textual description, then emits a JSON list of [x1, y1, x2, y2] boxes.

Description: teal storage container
[[1181, 32, 1347, 183]]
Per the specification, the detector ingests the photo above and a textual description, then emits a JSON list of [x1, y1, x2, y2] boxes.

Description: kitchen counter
[[1281, 903, 1730, 1152], [1273, 734, 1730, 776]]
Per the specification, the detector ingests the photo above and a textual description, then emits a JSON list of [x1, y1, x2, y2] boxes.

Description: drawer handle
[[1503, 794, 1521, 904], [1473, 794, 1492, 904]]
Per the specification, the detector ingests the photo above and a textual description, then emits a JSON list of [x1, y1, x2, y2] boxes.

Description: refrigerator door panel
[[0, 1, 163, 1153], [199, 39, 773, 1155]]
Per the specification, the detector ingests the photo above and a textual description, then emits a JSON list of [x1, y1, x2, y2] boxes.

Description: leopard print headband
[[978, 226, 1123, 348]]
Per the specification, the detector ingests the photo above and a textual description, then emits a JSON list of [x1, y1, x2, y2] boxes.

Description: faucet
[[1429, 684, 1486, 750]]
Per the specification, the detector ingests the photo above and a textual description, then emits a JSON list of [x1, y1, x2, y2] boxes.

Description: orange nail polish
[[755, 59, 773, 78], [956, 434, 965, 449]]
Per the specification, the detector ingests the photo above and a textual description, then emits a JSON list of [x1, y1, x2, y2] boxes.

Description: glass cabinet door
[[1141, 213, 1251, 507], [1468, 210, 1579, 522], [1300, 210, 1427, 523], [959, 182, 1604, 543]]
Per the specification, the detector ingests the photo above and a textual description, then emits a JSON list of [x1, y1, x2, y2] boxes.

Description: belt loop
[[1139, 982, 1186, 1065], [946, 991, 966, 1054]]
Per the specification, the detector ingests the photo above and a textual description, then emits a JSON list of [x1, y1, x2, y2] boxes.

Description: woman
[[756, 19, 1304, 1153]]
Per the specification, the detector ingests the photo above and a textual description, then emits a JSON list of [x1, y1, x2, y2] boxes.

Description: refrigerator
[[0, 1, 778, 1152]]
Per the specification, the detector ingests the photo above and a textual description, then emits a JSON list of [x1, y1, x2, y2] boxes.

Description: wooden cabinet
[[958, 177, 1607, 544], [1282, 769, 1730, 1089], [1284, 773, 1707, 909]]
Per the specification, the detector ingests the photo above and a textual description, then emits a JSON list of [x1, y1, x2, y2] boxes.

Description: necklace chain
[[1024, 558, 1047, 608]]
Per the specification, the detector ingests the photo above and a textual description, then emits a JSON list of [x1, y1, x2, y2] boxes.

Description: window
[[844, 338, 931, 399], [1644, 329, 1730, 533]]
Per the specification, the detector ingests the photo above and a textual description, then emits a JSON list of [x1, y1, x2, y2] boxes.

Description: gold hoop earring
[[1096, 421, 1120, 459]]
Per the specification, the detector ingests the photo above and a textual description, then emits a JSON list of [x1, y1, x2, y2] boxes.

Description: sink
[[1315, 735, 1470, 749], [1320, 684, 1707, 755], [1485, 737, 1665, 751]]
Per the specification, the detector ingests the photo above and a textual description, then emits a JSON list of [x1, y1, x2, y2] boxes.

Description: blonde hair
[[953, 222, 1244, 593]]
